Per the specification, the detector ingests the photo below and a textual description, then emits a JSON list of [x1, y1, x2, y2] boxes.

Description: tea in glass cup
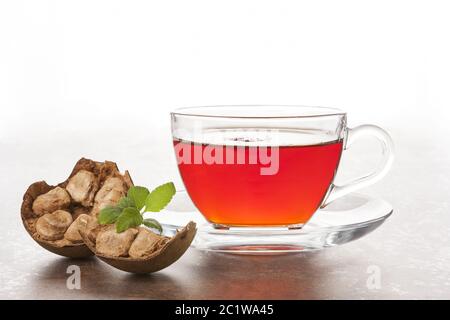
[[171, 106, 393, 228]]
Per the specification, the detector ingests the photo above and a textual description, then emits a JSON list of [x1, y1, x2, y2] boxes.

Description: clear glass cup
[[171, 105, 394, 229]]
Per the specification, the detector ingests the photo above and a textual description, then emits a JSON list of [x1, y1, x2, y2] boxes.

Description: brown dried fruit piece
[[64, 213, 90, 243], [35, 210, 73, 241], [95, 225, 138, 257], [129, 227, 168, 259], [92, 177, 128, 217], [32, 187, 71, 216], [21, 158, 134, 258], [79, 218, 196, 274], [66, 170, 98, 207]]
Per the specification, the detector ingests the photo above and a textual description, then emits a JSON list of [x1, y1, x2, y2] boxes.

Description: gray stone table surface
[[1, 126, 449, 299]]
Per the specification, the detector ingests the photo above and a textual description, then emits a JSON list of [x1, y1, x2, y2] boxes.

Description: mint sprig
[[145, 182, 176, 212], [116, 207, 143, 233], [127, 186, 149, 210], [142, 218, 163, 234], [98, 182, 176, 233]]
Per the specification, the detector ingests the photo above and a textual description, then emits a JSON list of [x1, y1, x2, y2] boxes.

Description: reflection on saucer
[[152, 191, 393, 254]]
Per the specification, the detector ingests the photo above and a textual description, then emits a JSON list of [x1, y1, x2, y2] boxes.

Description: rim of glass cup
[[171, 105, 346, 119]]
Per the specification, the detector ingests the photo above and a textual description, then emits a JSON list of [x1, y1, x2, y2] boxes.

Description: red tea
[[174, 139, 343, 226]]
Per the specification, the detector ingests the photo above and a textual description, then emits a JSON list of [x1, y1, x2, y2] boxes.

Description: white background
[[1, 0, 449, 204]]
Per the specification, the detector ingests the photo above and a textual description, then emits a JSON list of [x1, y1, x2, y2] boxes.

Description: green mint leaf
[[142, 218, 163, 234], [144, 182, 176, 212], [98, 206, 122, 224], [127, 186, 149, 210], [115, 207, 143, 233], [117, 196, 135, 209]]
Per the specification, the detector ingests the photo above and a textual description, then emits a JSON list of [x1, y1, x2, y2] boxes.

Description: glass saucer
[[153, 191, 393, 254]]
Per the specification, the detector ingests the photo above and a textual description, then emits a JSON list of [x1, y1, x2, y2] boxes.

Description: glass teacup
[[171, 105, 394, 229]]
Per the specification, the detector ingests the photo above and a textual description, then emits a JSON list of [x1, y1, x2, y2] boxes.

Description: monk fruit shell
[[78, 215, 196, 274], [21, 158, 133, 258]]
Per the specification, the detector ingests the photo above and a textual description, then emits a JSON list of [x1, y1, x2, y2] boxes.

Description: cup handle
[[321, 124, 394, 207]]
